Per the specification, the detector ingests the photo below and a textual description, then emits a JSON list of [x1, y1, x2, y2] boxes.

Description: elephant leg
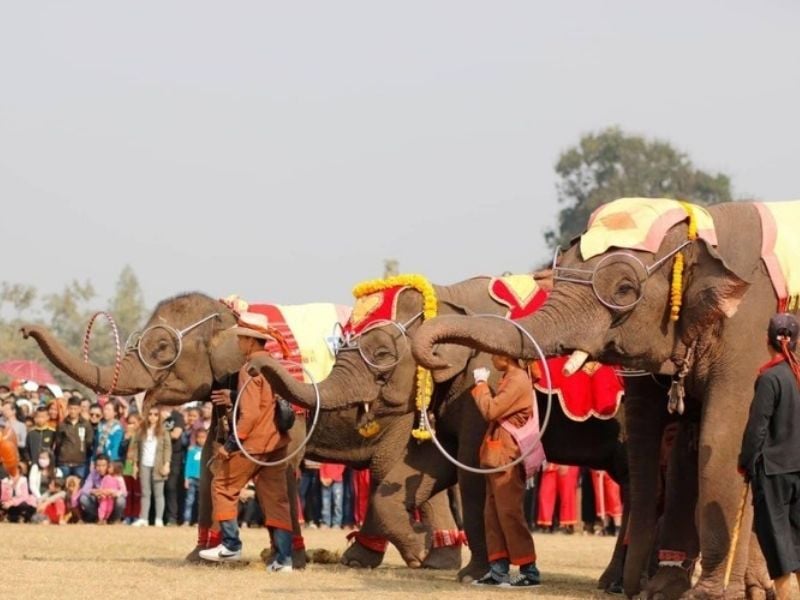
[[340, 503, 390, 569], [645, 419, 699, 600], [685, 377, 755, 600], [371, 440, 453, 568], [598, 481, 629, 593], [261, 418, 307, 569], [419, 489, 463, 570], [622, 377, 670, 597]]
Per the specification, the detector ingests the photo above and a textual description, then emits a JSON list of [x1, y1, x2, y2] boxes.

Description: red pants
[[44, 499, 66, 524], [537, 465, 579, 526], [124, 475, 141, 520], [353, 469, 370, 526], [591, 470, 622, 520]]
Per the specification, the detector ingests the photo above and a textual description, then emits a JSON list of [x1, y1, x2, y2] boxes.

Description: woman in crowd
[[128, 407, 171, 527], [28, 449, 63, 501], [94, 399, 124, 465]]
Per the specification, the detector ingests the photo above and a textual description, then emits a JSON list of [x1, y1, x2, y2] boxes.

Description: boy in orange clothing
[[472, 354, 540, 587], [200, 313, 293, 572]]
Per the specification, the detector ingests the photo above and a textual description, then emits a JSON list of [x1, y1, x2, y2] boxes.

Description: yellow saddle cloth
[[579, 198, 717, 260], [755, 201, 800, 308]]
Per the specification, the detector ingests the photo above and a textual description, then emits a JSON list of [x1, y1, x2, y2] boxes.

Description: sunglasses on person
[[89, 412, 102, 419]]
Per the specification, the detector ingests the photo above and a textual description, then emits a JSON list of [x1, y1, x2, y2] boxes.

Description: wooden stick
[[724, 484, 750, 591]]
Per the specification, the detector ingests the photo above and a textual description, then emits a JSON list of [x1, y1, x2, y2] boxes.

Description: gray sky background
[[1, 1, 798, 310]]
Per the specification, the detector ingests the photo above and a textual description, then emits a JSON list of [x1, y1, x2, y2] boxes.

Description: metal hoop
[[83, 311, 122, 394], [420, 314, 553, 475], [231, 360, 320, 467]]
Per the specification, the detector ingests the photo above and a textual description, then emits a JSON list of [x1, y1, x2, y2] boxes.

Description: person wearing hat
[[200, 312, 293, 572], [739, 313, 800, 599]]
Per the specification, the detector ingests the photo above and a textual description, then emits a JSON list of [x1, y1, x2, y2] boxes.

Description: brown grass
[[0, 522, 619, 599]]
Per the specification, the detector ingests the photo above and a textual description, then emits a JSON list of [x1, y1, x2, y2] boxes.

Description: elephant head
[[412, 204, 752, 376], [250, 279, 482, 423]]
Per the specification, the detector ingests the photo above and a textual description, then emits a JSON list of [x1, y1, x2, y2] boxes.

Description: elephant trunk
[[411, 310, 564, 370], [21, 324, 154, 395], [621, 376, 669, 597], [255, 354, 367, 411]]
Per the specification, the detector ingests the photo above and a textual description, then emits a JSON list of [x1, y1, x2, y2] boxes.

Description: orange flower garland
[[670, 201, 698, 322]]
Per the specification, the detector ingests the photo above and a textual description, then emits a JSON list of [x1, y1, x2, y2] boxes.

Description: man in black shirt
[[161, 405, 185, 525], [739, 313, 800, 599]]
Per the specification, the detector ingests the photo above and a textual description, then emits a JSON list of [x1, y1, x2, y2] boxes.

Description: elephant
[[410, 198, 789, 598], [20, 293, 462, 571], [247, 273, 633, 585]]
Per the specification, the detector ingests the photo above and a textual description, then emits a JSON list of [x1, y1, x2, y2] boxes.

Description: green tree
[[545, 127, 733, 249], [108, 264, 146, 345]]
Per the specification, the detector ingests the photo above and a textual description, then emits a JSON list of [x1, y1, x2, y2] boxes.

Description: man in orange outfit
[[472, 354, 540, 587], [200, 312, 293, 572], [537, 462, 579, 533]]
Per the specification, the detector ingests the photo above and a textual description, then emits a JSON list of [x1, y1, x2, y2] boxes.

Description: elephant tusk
[[563, 350, 590, 376]]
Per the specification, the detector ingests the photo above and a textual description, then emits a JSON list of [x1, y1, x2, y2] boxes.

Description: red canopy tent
[[0, 360, 57, 385]]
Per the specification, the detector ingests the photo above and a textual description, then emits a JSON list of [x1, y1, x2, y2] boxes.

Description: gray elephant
[[247, 273, 632, 584], [411, 197, 793, 598], [20, 293, 462, 571]]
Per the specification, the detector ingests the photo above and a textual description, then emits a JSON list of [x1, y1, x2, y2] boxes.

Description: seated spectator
[[78, 454, 126, 523], [36, 478, 67, 525], [320, 462, 345, 529], [183, 428, 205, 526], [26, 408, 56, 467], [1, 468, 36, 522], [64, 475, 82, 524], [28, 450, 63, 500]]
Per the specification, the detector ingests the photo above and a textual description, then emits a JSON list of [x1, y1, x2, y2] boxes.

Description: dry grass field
[[1, 522, 622, 599]]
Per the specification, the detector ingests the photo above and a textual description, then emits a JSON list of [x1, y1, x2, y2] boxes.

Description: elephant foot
[[340, 540, 386, 569], [679, 579, 737, 600], [644, 566, 692, 600], [456, 558, 490, 583], [184, 544, 204, 564], [597, 557, 624, 592], [421, 544, 462, 570], [745, 584, 776, 600]]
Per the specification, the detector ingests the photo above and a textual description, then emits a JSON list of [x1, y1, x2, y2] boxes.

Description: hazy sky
[[2, 1, 798, 311]]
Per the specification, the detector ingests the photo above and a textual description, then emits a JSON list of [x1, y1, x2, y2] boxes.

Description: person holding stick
[[739, 313, 800, 599]]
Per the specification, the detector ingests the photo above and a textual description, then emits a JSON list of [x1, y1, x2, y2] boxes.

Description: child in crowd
[[64, 475, 83, 523], [37, 478, 67, 524], [1, 468, 37, 522], [319, 462, 345, 528], [98, 462, 127, 524], [183, 428, 205, 525]]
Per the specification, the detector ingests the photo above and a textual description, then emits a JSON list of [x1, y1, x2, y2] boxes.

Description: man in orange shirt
[[200, 313, 293, 572]]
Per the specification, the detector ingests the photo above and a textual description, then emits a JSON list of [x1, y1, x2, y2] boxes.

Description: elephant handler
[[200, 312, 294, 572], [472, 354, 540, 587], [739, 313, 800, 599]]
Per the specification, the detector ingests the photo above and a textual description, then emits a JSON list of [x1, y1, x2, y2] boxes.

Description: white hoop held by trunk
[[231, 362, 320, 467], [421, 314, 553, 475]]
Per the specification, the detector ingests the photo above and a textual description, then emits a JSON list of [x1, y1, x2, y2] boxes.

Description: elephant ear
[[209, 327, 246, 381], [681, 239, 753, 333], [426, 299, 476, 384]]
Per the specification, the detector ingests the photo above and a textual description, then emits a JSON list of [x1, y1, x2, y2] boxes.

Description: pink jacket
[[1, 476, 36, 508]]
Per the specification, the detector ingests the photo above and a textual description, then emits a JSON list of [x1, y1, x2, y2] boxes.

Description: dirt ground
[[0, 522, 623, 599]]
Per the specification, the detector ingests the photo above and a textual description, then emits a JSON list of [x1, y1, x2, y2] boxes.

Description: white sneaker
[[131, 519, 148, 527], [267, 560, 293, 573], [154, 519, 164, 528], [199, 544, 242, 562]]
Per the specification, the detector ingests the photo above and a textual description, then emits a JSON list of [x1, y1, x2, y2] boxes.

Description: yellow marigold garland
[[351, 274, 438, 441], [670, 201, 699, 322]]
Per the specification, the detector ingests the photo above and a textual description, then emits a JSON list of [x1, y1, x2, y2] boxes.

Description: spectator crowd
[[1, 381, 622, 536]]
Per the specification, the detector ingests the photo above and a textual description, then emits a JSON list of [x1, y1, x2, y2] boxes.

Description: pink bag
[[500, 409, 546, 479]]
